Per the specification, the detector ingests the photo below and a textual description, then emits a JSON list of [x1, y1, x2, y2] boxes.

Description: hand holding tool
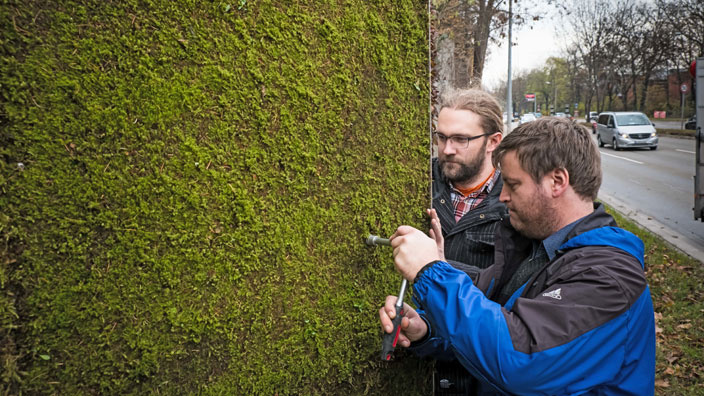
[[380, 278, 407, 361], [366, 234, 407, 361]]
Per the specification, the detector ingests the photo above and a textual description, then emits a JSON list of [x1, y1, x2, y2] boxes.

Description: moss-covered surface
[[0, 1, 432, 394]]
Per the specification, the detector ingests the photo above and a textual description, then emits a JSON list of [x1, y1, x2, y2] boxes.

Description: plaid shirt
[[449, 170, 501, 222]]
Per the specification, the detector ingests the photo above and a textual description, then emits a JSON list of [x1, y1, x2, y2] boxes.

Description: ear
[[547, 168, 570, 198], [486, 132, 503, 153]]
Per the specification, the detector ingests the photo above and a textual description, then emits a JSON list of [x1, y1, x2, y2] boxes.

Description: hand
[[378, 295, 428, 345], [390, 226, 441, 281], [427, 208, 446, 262]]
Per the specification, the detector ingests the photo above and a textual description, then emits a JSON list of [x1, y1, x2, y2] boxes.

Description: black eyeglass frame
[[432, 131, 495, 148]]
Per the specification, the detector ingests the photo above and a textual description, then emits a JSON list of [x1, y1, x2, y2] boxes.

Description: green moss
[[1, 0, 430, 394]]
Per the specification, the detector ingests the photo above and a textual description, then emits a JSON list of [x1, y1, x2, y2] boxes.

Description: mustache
[[439, 157, 460, 164]]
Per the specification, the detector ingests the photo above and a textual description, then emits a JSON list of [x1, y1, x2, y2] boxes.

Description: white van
[[596, 112, 658, 151]]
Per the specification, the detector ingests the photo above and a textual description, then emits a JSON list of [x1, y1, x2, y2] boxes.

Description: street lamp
[[545, 81, 551, 113], [546, 81, 557, 114]]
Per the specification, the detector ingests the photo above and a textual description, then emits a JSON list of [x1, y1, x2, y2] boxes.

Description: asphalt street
[[594, 134, 704, 263]]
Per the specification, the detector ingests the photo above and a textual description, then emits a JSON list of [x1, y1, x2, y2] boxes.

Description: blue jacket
[[409, 205, 655, 395]]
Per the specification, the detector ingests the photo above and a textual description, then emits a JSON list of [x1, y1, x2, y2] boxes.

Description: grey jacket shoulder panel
[[506, 245, 648, 354]]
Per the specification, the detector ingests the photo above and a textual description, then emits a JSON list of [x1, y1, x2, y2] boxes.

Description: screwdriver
[[365, 234, 408, 361]]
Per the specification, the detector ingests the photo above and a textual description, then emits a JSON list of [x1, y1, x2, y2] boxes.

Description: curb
[[598, 192, 704, 265]]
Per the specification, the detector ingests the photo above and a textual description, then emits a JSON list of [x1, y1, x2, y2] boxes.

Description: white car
[[519, 113, 537, 125]]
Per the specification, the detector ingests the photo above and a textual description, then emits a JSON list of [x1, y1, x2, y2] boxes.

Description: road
[[595, 134, 704, 262]]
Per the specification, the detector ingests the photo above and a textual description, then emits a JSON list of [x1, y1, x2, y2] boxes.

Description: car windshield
[[615, 114, 650, 126]]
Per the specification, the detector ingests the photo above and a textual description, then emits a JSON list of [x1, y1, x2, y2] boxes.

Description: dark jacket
[[411, 204, 656, 395], [432, 158, 507, 274]]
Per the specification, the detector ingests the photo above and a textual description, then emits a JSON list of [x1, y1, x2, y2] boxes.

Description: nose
[[441, 141, 457, 156], [499, 185, 509, 203]]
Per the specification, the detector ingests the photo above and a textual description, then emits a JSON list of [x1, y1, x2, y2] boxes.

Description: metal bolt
[[365, 234, 391, 247], [439, 379, 454, 389]]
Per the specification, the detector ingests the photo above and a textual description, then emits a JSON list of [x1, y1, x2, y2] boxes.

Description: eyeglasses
[[433, 132, 493, 149]]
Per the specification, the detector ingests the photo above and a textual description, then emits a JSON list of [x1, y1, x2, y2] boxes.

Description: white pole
[[506, 0, 513, 134]]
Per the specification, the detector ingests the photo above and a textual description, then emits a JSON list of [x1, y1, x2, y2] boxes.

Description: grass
[[604, 205, 704, 395]]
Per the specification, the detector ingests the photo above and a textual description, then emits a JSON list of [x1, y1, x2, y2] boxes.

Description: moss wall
[[1, 0, 431, 394]]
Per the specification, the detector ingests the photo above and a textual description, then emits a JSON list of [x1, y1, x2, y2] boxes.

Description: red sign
[[525, 93, 535, 101], [690, 60, 696, 78]]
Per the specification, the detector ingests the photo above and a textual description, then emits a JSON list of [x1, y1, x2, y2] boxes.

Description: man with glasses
[[431, 89, 505, 274], [428, 89, 506, 394]]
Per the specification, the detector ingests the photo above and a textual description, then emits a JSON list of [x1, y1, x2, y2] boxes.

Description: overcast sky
[[481, 3, 565, 90]]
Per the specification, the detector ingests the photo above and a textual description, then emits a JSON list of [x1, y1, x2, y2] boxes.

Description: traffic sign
[[680, 84, 688, 93], [525, 93, 535, 102]]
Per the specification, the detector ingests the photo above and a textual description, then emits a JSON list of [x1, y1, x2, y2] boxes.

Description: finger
[[384, 296, 398, 319], [394, 225, 416, 237], [401, 315, 410, 330], [379, 307, 392, 333], [431, 218, 442, 238], [429, 208, 439, 220]]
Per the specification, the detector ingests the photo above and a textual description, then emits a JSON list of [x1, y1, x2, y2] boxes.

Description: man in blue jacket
[[379, 117, 655, 395]]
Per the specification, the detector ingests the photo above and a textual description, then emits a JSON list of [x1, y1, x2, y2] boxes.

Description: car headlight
[[620, 133, 629, 138], [651, 132, 657, 137]]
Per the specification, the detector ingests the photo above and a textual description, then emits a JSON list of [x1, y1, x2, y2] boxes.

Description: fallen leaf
[[655, 379, 670, 388]]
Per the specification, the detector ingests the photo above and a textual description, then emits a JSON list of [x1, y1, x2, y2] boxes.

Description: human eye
[[453, 136, 470, 145]]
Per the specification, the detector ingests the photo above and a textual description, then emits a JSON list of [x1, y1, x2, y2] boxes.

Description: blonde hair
[[439, 89, 504, 136]]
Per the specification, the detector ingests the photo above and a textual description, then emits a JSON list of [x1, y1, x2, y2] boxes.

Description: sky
[[481, 4, 564, 90]]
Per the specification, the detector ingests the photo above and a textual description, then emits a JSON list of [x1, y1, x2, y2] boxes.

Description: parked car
[[595, 112, 658, 150], [588, 111, 599, 122], [554, 112, 568, 118], [685, 115, 696, 130], [520, 113, 537, 125]]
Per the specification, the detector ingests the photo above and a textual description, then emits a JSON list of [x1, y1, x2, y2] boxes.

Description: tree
[[558, 0, 617, 114], [433, 0, 540, 88]]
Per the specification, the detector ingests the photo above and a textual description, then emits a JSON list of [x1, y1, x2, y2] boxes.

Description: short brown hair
[[440, 89, 504, 136], [492, 117, 602, 201]]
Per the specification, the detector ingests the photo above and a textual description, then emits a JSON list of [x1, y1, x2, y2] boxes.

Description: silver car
[[596, 112, 658, 151]]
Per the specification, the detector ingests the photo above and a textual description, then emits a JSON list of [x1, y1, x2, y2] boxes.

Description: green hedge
[[0, 1, 431, 393]]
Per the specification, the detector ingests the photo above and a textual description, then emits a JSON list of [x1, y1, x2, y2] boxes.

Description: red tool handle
[[381, 305, 404, 361]]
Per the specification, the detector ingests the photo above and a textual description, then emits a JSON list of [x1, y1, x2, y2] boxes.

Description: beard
[[508, 187, 559, 240], [438, 140, 487, 185]]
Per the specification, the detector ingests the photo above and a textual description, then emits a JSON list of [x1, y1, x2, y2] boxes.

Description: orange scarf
[[456, 169, 496, 197]]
